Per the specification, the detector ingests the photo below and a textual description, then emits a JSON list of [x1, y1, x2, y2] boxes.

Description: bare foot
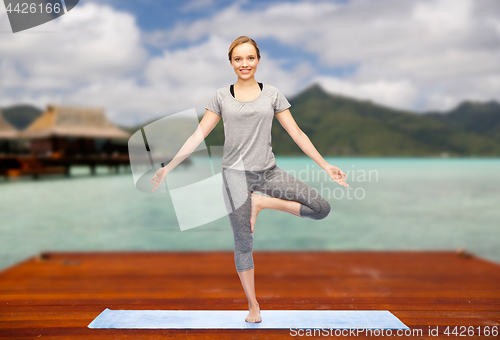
[[250, 192, 265, 233], [246, 302, 261, 323]]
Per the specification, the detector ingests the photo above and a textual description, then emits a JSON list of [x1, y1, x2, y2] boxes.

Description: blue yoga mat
[[88, 308, 409, 330]]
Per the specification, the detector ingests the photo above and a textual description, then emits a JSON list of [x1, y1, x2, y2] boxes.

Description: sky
[[1, 0, 499, 127]]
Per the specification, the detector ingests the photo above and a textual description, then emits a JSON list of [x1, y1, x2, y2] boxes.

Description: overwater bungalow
[[1, 104, 132, 178], [19, 104, 130, 158]]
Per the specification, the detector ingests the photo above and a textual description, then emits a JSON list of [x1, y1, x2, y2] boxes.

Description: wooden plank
[[1, 250, 499, 339]]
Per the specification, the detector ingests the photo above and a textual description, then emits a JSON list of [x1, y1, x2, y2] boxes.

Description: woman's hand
[[324, 164, 349, 187], [151, 167, 168, 193]]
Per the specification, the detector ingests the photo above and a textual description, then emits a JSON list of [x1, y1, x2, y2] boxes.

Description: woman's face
[[230, 43, 260, 80]]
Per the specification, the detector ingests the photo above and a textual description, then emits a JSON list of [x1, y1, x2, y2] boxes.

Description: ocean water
[[0, 156, 499, 271]]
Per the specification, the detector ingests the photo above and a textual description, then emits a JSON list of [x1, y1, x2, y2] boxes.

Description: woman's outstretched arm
[[163, 109, 221, 173], [274, 108, 348, 187], [151, 109, 221, 192]]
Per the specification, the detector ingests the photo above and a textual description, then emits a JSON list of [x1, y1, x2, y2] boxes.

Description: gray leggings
[[221, 164, 331, 272]]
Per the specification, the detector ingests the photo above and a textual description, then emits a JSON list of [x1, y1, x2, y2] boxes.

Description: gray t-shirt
[[205, 83, 291, 171]]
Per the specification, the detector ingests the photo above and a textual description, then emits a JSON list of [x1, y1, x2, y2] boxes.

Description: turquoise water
[[1, 156, 499, 271]]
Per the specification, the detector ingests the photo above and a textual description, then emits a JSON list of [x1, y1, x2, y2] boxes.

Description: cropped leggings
[[221, 164, 331, 272]]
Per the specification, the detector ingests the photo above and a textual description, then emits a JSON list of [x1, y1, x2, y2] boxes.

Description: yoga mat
[[88, 308, 409, 330]]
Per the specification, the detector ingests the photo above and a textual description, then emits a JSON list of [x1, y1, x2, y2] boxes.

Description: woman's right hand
[[151, 167, 168, 193]]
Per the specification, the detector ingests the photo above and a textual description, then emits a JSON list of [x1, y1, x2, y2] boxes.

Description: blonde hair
[[228, 36, 261, 62]]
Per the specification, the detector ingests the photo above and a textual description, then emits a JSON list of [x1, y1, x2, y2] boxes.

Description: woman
[[151, 36, 349, 323]]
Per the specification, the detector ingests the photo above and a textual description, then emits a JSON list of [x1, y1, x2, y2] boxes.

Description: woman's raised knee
[[314, 197, 331, 220]]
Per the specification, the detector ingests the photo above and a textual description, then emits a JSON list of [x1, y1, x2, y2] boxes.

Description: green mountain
[[205, 83, 500, 156], [3, 84, 500, 157], [423, 100, 500, 143]]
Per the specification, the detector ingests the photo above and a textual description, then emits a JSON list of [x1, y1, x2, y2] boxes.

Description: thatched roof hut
[[0, 110, 19, 139], [19, 104, 130, 139]]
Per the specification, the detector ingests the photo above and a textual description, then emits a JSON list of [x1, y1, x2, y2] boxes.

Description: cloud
[[314, 76, 418, 111], [0, 2, 147, 122], [0, 3, 148, 83], [144, 34, 312, 93], [1, 0, 499, 126], [0, 1, 313, 126], [144, 0, 500, 112], [111, 34, 311, 125]]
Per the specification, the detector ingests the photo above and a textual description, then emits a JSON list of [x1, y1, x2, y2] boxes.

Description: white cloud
[[0, 2, 147, 86], [144, 0, 500, 112], [111, 34, 310, 125], [0, 1, 312, 126], [144, 34, 312, 95], [144, 35, 230, 87], [1, 0, 500, 127], [314, 76, 418, 111], [412, 0, 472, 34]]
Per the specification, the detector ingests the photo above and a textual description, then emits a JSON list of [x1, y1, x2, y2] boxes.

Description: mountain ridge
[[2, 83, 500, 156]]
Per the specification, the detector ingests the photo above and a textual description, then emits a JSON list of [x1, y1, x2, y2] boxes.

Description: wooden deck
[[1, 250, 499, 339]]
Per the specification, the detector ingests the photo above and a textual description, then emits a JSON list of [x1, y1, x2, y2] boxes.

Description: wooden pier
[[0, 154, 131, 179], [0, 250, 499, 339]]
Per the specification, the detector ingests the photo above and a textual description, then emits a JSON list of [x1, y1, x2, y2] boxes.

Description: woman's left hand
[[324, 164, 349, 187]]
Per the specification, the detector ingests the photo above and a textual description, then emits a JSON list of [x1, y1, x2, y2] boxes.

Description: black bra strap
[[230, 82, 263, 98]]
